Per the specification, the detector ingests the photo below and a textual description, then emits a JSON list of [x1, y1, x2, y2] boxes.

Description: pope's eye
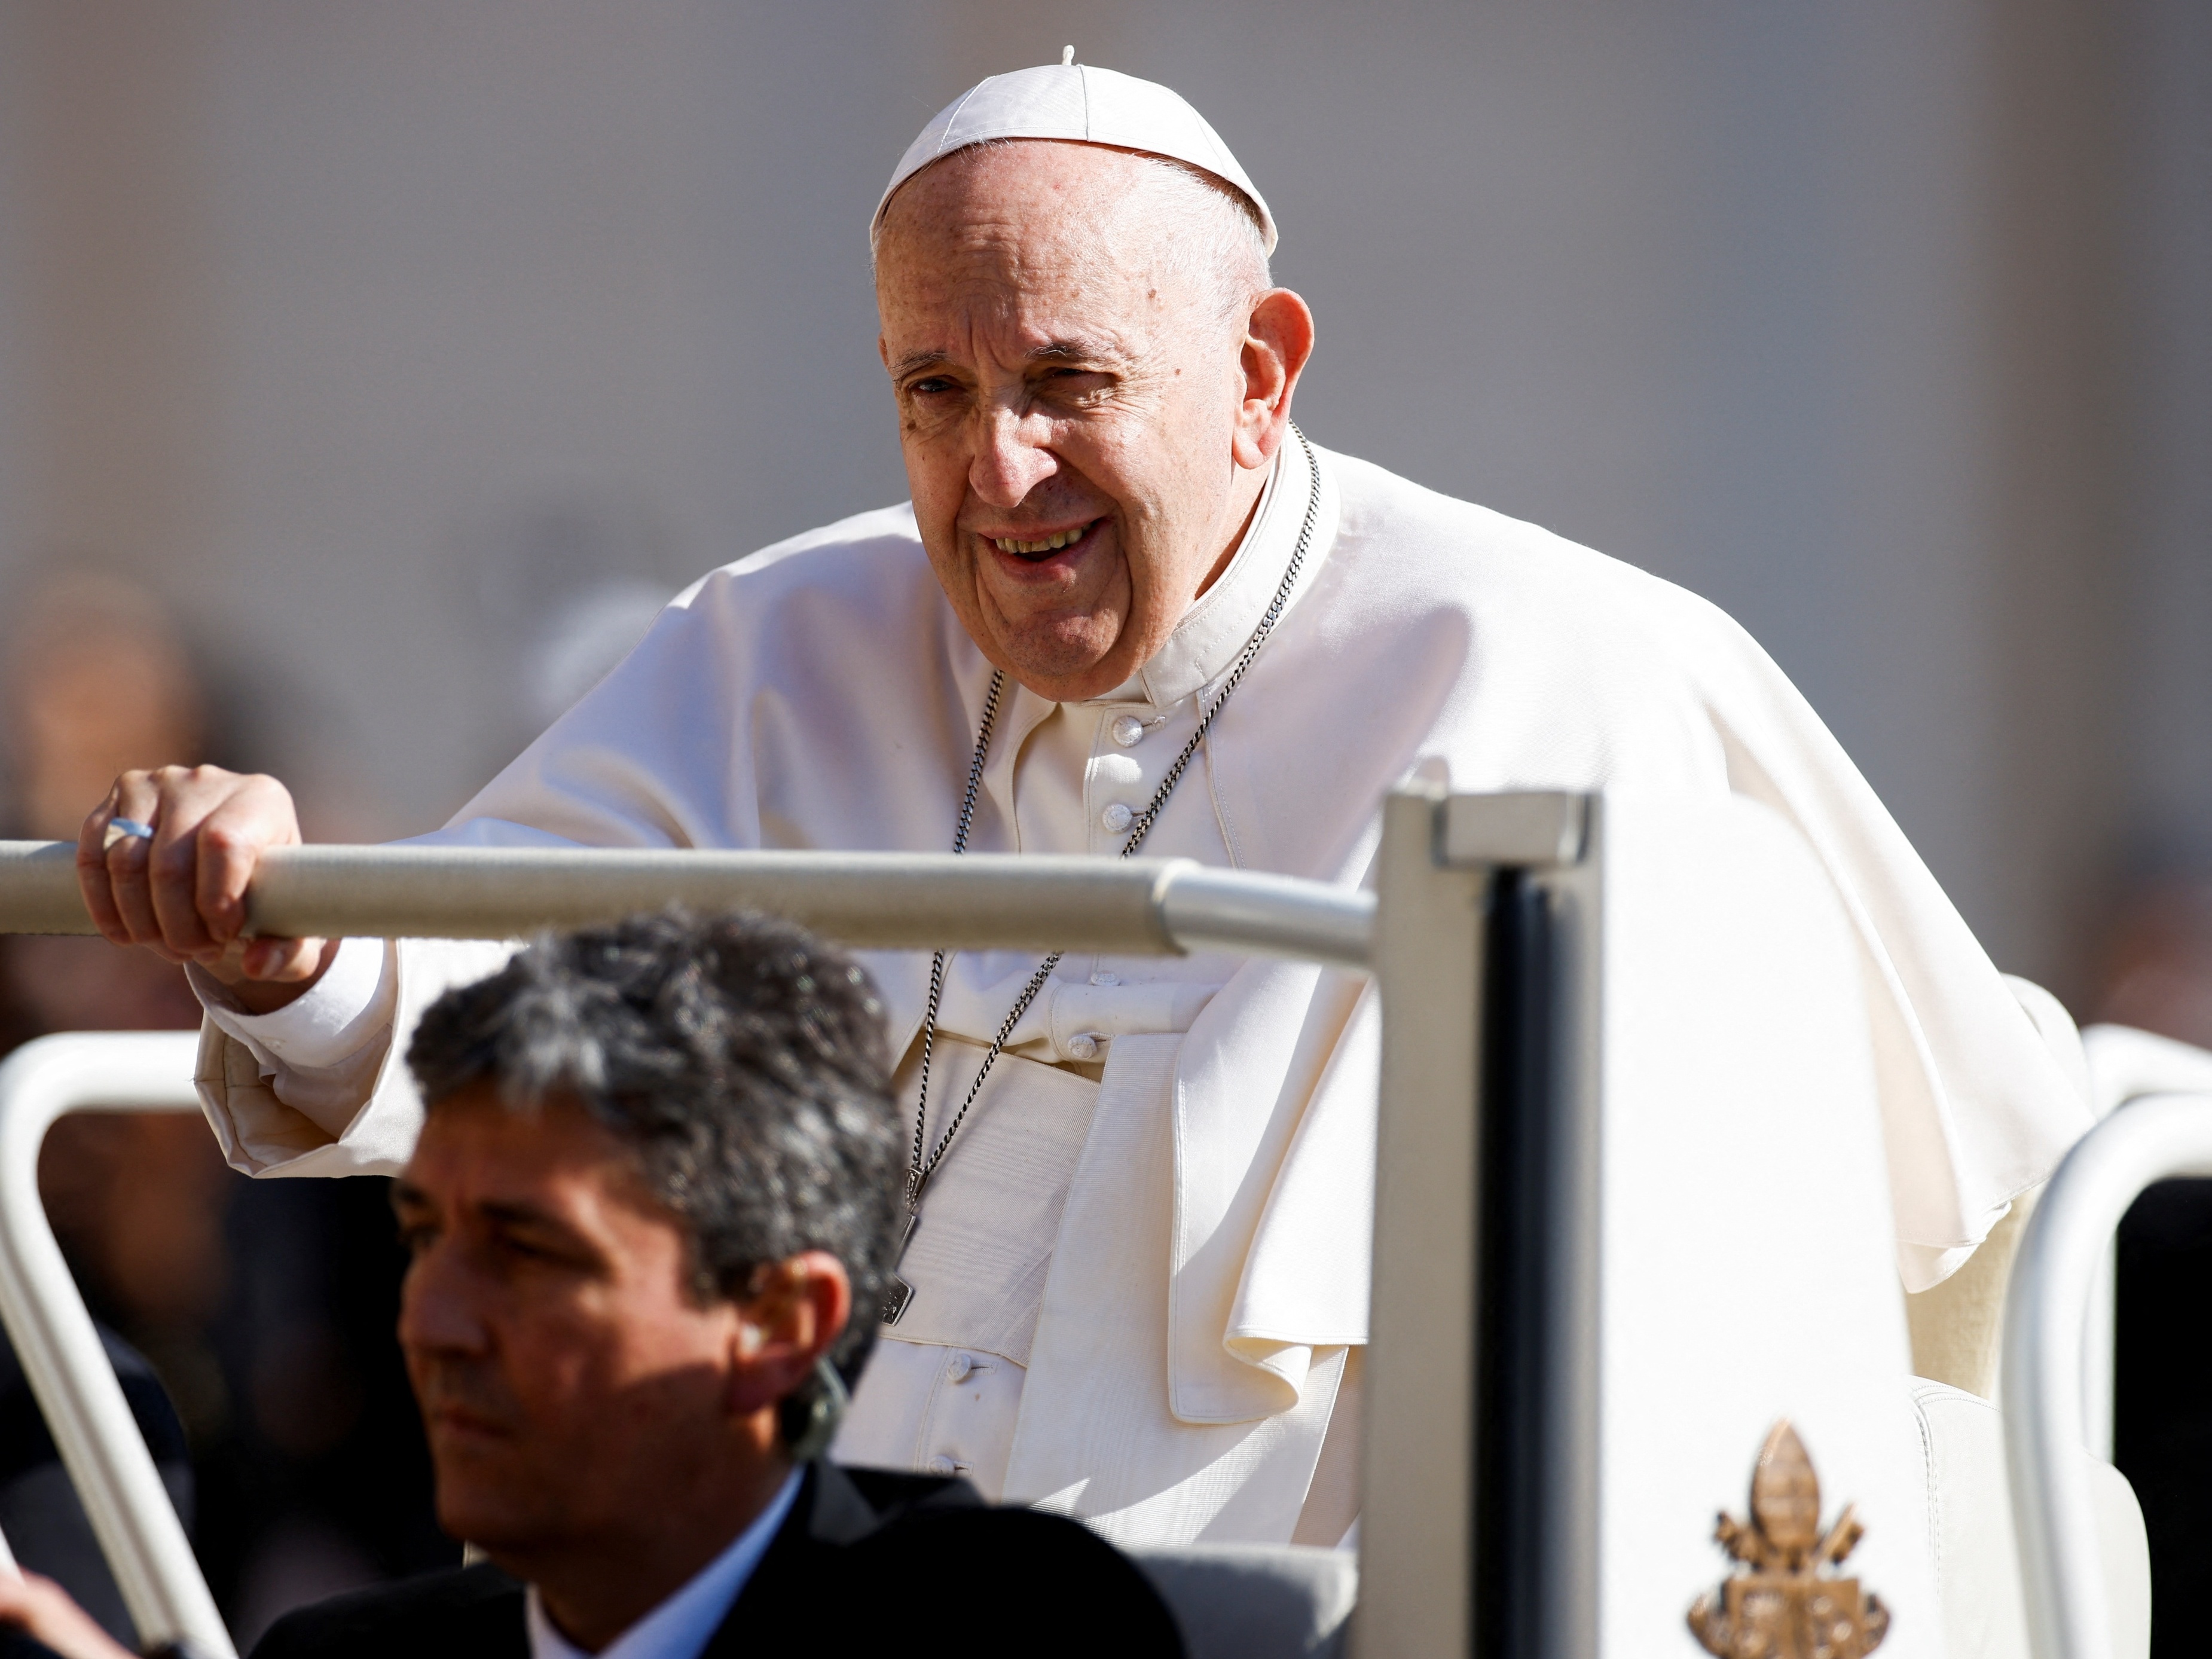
[[908, 377, 957, 396]]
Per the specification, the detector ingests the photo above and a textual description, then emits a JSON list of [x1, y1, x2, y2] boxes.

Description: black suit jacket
[[250, 1461, 1186, 1657]]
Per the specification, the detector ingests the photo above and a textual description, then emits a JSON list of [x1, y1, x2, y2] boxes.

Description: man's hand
[[77, 766, 334, 1013], [0, 1571, 136, 1659]]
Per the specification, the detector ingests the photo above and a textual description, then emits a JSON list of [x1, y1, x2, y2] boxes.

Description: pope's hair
[[873, 140, 1272, 328], [404, 906, 903, 1449]]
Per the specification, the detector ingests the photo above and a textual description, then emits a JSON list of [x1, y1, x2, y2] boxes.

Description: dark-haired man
[[0, 911, 1181, 1658]]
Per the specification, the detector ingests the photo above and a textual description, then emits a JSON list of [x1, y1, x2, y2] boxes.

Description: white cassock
[[187, 436, 2093, 1547]]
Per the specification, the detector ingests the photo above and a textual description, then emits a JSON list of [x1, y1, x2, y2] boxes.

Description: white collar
[[524, 1466, 805, 1659]]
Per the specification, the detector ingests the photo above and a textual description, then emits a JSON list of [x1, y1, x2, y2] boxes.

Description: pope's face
[[875, 142, 1309, 702]]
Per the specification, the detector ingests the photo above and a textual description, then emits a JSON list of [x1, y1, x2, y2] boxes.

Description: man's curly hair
[[405, 907, 902, 1439]]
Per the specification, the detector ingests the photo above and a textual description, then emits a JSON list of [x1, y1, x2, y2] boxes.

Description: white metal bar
[[1155, 864, 1375, 968], [1359, 789, 1489, 1658], [0, 842, 1376, 971], [2077, 1024, 2212, 1459], [2083, 1238, 2117, 1461], [2003, 1090, 2212, 1659], [1356, 789, 1598, 1659], [0, 843, 82, 934], [0, 1033, 234, 1657]]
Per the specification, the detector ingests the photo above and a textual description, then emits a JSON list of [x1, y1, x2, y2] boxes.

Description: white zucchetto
[[873, 59, 1277, 253]]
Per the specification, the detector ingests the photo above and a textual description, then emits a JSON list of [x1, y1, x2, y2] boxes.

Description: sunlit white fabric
[[187, 436, 2091, 1543]]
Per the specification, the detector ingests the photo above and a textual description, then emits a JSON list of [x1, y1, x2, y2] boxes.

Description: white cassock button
[[1066, 1032, 1102, 1061], [1101, 803, 1134, 833], [945, 1352, 977, 1383], [1110, 714, 1145, 748], [1090, 970, 1119, 987], [926, 1455, 958, 1475]]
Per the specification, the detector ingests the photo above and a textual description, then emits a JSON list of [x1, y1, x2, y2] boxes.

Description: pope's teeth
[[995, 524, 1087, 555]]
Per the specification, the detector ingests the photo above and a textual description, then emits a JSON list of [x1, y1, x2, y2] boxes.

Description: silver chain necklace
[[882, 426, 1321, 1325]]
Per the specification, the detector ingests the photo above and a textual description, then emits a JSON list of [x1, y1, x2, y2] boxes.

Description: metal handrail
[[0, 1032, 234, 1657], [0, 843, 1373, 1654], [0, 842, 1376, 970], [2003, 1090, 2212, 1659]]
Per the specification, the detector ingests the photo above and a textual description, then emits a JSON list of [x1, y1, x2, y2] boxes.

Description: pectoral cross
[[881, 1210, 920, 1325]]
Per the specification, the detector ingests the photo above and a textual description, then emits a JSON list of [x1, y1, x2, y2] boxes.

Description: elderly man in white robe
[[77, 60, 2091, 1550]]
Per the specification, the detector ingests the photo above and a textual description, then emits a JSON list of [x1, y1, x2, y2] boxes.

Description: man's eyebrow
[[477, 1197, 575, 1232]]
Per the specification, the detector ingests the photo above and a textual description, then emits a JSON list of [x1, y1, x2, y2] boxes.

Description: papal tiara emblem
[[1688, 1420, 1891, 1659]]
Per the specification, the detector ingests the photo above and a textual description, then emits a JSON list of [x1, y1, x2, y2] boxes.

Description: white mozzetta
[[192, 440, 2088, 1542]]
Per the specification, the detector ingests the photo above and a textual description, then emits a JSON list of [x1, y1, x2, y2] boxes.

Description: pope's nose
[[968, 410, 1060, 508]]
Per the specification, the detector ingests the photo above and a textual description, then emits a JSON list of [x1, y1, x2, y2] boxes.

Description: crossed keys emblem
[[1687, 1420, 1891, 1659]]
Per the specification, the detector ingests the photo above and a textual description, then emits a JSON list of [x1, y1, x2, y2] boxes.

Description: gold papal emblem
[[1687, 1420, 1890, 1659]]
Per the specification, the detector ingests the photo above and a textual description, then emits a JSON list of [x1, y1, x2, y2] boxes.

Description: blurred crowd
[[0, 540, 672, 1644], [0, 569, 448, 1647]]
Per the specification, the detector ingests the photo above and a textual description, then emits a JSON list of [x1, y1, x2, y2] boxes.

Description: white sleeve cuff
[[188, 935, 396, 1074]]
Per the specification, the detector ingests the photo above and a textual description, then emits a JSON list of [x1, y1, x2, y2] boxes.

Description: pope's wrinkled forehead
[[878, 141, 1175, 279], [873, 143, 1224, 363]]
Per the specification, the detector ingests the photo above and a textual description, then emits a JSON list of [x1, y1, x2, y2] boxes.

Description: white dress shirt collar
[[524, 1466, 805, 1659]]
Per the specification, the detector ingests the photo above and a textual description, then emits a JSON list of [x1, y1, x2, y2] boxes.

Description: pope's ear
[[1235, 289, 1315, 470]]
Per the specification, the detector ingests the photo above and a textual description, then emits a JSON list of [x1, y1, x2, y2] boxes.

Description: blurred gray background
[[1, 0, 2207, 1011], [1, 2, 2210, 1640]]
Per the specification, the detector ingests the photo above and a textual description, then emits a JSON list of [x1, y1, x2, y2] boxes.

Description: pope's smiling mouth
[[989, 519, 1102, 560]]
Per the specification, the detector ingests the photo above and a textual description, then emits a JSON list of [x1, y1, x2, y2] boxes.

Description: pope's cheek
[[1081, 531, 1137, 627]]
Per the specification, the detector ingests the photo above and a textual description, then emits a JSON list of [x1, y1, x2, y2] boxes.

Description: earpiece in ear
[[778, 1356, 851, 1462]]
